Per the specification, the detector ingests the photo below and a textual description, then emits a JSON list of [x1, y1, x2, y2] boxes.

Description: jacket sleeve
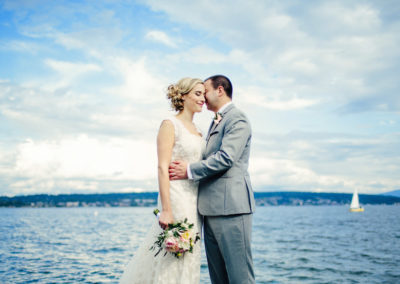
[[190, 114, 251, 181]]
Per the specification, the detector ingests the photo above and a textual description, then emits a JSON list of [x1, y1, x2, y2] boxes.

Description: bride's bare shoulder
[[158, 118, 176, 136]]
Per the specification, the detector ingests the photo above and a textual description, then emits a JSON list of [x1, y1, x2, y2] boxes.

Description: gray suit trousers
[[204, 213, 255, 284]]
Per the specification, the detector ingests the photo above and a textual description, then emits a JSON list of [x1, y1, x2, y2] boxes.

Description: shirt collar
[[217, 101, 232, 114]]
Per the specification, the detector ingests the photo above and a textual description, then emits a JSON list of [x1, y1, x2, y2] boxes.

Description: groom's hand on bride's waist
[[169, 160, 188, 180]]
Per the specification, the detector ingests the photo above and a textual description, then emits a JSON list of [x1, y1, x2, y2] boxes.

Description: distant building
[[66, 202, 79, 207]]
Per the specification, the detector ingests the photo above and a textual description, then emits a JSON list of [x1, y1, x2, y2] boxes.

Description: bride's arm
[[157, 120, 175, 229]]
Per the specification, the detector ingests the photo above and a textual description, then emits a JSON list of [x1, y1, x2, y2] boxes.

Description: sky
[[0, 0, 399, 196]]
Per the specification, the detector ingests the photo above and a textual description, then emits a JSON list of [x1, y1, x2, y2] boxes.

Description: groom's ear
[[217, 86, 224, 96]]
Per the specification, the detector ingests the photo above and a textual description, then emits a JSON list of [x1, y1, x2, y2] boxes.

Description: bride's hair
[[167, 77, 203, 111]]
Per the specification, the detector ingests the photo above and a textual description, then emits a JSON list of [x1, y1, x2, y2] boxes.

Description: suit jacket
[[191, 104, 256, 216]]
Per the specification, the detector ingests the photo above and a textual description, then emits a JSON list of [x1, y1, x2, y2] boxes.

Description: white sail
[[350, 189, 361, 209]]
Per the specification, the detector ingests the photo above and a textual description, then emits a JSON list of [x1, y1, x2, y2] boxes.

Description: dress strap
[[162, 116, 181, 138]]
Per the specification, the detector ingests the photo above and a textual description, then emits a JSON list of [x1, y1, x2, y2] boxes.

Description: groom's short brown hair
[[205, 75, 233, 99]]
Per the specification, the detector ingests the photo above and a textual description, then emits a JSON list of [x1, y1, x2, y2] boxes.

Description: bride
[[120, 78, 206, 283]]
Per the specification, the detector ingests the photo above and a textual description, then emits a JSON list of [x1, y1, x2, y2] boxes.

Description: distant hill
[[1, 191, 400, 207], [0, 192, 158, 208], [254, 191, 400, 206], [381, 190, 400, 198]]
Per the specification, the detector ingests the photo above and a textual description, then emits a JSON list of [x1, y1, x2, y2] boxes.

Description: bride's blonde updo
[[167, 77, 203, 111]]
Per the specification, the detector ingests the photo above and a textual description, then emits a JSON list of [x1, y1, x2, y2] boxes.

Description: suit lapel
[[206, 104, 235, 142], [206, 121, 214, 141]]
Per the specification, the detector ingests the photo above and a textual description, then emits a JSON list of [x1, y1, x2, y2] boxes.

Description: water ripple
[[1, 206, 399, 283]]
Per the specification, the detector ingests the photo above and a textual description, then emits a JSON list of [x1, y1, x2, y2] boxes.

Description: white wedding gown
[[120, 116, 205, 284]]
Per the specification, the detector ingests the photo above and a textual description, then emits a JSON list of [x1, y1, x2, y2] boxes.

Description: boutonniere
[[214, 112, 223, 125]]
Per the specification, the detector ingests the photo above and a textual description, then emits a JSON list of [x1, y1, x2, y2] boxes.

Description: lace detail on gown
[[120, 116, 206, 284]]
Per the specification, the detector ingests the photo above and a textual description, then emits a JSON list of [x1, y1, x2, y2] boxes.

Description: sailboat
[[349, 189, 364, 212]]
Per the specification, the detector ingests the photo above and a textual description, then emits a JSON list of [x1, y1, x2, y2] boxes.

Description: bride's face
[[183, 83, 205, 113]]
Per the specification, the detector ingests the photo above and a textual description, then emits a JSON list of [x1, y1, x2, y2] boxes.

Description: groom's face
[[204, 80, 218, 111]]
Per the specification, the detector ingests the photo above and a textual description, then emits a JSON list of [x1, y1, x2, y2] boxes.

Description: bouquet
[[150, 209, 200, 259]]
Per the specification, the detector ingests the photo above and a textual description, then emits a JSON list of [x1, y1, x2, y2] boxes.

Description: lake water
[[1, 206, 399, 283]]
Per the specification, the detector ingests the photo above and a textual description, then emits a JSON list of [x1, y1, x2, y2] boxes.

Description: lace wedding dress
[[120, 116, 205, 284]]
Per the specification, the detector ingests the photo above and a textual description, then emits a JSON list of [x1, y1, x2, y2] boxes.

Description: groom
[[169, 75, 255, 283]]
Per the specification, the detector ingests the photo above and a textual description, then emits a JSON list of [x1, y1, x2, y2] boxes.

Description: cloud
[[250, 131, 400, 193], [43, 59, 102, 89], [250, 156, 353, 192], [142, 0, 400, 112], [166, 46, 228, 65], [145, 30, 177, 48], [236, 86, 317, 110], [1, 0, 399, 196], [108, 57, 166, 102], [0, 44, 172, 134], [310, 2, 381, 35], [0, 40, 42, 53], [14, 136, 156, 179], [45, 59, 102, 74], [2, 135, 158, 195]]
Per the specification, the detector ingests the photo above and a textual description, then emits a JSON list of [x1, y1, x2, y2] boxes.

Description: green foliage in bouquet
[[150, 209, 200, 258]]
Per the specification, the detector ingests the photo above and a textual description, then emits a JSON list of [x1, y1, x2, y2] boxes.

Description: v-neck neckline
[[174, 116, 203, 138]]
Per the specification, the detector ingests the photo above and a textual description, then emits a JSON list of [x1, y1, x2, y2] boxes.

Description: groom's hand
[[169, 160, 188, 180]]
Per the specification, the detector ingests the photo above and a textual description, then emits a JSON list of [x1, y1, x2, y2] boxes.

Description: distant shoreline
[[1, 191, 399, 208]]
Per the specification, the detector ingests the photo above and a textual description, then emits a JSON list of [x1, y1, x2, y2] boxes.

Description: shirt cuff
[[187, 164, 193, 180]]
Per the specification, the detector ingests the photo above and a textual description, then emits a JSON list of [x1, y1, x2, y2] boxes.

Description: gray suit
[[191, 104, 255, 283]]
